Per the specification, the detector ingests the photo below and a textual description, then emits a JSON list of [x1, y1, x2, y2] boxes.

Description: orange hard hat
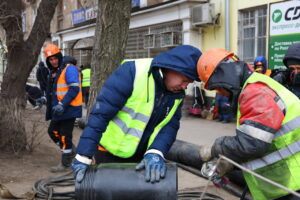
[[197, 48, 235, 89], [44, 44, 60, 58]]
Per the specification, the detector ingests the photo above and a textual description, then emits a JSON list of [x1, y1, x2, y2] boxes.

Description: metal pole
[[225, 0, 230, 51]]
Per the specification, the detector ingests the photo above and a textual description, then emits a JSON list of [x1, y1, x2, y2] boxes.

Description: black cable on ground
[[177, 191, 224, 200], [33, 172, 75, 200]]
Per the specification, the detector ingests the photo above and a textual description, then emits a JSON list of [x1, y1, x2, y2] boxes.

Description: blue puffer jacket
[[46, 61, 82, 121], [77, 45, 201, 159]]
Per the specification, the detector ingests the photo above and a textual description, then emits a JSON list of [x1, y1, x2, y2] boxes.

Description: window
[[125, 21, 182, 59], [238, 7, 267, 63]]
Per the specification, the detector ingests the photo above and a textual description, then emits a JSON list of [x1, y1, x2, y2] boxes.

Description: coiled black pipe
[[75, 163, 177, 200], [33, 172, 75, 200]]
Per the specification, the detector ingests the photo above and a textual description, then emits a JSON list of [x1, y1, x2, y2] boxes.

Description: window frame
[[238, 6, 267, 63]]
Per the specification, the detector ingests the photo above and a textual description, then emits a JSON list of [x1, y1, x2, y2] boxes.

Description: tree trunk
[[88, 0, 132, 113], [0, 0, 59, 153]]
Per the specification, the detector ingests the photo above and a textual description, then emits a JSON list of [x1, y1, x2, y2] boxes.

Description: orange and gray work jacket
[[237, 73, 300, 200], [48, 64, 82, 121], [57, 64, 82, 106]]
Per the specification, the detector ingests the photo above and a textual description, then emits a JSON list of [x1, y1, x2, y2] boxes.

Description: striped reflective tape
[[275, 115, 300, 139], [112, 117, 143, 138], [242, 140, 300, 171], [238, 124, 274, 143], [69, 83, 80, 86], [57, 83, 80, 87], [121, 106, 150, 123], [57, 83, 68, 88], [274, 96, 286, 112], [56, 91, 67, 95]]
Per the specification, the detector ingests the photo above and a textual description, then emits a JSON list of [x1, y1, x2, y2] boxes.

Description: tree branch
[[25, 0, 59, 54]]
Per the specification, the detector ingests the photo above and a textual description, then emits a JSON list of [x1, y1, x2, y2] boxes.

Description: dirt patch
[[0, 105, 239, 200], [0, 105, 81, 197]]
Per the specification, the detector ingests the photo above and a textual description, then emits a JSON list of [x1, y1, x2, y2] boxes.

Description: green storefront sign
[[269, 1, 300, 70]]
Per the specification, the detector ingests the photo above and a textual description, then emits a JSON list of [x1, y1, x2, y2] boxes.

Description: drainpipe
[[225, 0, 230, 51]]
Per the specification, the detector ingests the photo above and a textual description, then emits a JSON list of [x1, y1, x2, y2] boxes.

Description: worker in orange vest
[[43, 44, 82, 172]]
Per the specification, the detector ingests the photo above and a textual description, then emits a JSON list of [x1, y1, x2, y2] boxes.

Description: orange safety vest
[[56, 65, 82, 106]]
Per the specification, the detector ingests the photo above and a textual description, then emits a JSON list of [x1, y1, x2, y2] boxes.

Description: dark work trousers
[[82, 86, 90, 106], [94, 149, 142, 165], [48, 118, 76, 150]]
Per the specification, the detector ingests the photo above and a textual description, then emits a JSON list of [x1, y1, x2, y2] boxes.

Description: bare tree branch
[[25, 0, 59, 54]]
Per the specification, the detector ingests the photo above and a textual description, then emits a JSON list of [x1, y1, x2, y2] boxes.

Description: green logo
[[272, 9, 282, 23]]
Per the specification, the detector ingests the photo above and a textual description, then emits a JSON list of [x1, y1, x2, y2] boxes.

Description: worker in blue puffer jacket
[[73, 45, 202, 184]]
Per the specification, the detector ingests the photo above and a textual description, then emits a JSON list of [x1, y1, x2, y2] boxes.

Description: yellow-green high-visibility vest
[[81, 68, 91, 87], [237, 73, 300, 200], [100, 58, 183, 158]]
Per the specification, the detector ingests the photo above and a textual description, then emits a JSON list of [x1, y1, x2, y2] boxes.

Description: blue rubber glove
[[136, 153, 166, 183], [34, 96, 47, 110], [36, 96, 47, 105], [72, 159, 88, 183], [52, 103, 64, 116]]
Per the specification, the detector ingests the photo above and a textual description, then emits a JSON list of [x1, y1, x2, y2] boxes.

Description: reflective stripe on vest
[[100, 58, 182, 158], [56, 65, 82, 106], [238, 124, 274, 143], [81, 68, 91, 87], [237, 73, 300, 200]]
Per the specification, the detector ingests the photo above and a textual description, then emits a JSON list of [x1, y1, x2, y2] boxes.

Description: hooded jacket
[[45, 55, 82, 121], [77, 45, 201, 159], [208, 62, 286, 163]]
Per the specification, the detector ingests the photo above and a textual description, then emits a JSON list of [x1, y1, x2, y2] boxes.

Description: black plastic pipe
[[75, 163, 177, 200], [166, 139, 203, 170], [166, 140, 252, 200]]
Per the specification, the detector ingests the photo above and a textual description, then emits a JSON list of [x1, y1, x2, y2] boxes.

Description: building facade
[[0, 0, 295, 89]]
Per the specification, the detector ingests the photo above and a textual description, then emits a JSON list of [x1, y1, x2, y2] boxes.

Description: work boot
[[50, 151, 75, 173], [50, 162, 71, 173]]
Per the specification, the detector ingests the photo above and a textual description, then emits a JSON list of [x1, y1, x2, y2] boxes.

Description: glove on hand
[[52, 103, 64, 116], [36, 96, 47, 105], [201, 159, 233, 178], [199, 144, 213, 162], [136, 153, 166, 183], [34, 96, 47, 110], [72, 158, 89, 183]]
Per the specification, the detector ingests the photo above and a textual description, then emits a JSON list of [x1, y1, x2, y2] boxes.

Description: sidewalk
[[177, 116, 239, 199]]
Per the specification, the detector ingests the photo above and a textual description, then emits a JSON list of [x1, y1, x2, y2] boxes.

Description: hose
[[33, 172, 75, 200]]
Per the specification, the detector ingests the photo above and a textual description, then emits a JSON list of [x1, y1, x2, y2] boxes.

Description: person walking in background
[[44, 44, 82, 173], [36, 61, 49, 96], [81, 64, 91, 107], [253, 56, 271, 76], [72, 45, 202, 184], [215, 90, 231, 123]]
